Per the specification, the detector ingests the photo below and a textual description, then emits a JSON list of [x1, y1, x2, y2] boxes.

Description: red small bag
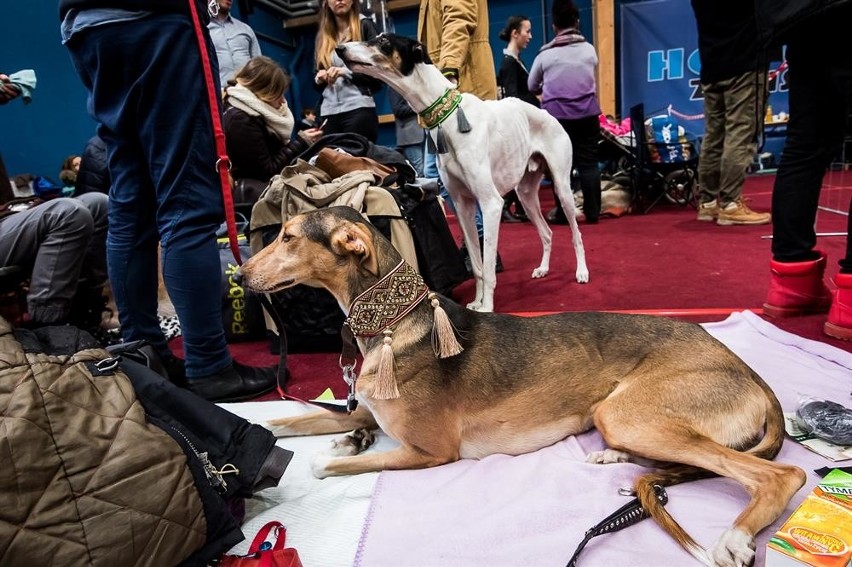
[[219, 521, 303, 567]]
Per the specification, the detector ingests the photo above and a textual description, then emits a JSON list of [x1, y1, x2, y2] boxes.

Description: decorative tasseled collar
[[343, 260, 463, 400], [417, 88, 472, 154], [418, 88, 463, 130], [346, 261, 429, 337]]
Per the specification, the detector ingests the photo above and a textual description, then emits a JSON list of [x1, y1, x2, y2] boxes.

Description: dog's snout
[[335, 45, 346, 57], [233, 267, 244, 285]]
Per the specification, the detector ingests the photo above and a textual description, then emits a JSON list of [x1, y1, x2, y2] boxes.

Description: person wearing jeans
[[60, 1, 277, 401]]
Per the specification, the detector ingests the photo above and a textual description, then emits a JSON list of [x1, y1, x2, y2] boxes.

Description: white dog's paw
[[328, 428, 376, 456], [310, 454, 334, 479], [710, 528, 756, 567], [586, 449, 633, 464], [467, 300, 483, 310], [531, 266, 549, 279], [576, 267, 590, 284]]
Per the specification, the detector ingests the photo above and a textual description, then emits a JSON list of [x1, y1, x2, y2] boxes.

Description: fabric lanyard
[[187, 0, 242, 265]]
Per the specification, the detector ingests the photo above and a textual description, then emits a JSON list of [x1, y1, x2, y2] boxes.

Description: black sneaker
[[184, 360, 278, 403]]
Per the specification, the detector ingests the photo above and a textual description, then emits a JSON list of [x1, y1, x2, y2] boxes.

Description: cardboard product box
[[766, 469, 852, 567]]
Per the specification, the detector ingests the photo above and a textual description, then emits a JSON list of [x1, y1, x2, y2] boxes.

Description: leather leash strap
[[274, 324, 359, 414], [188, 0, 291, 392], [187, 0, 241, 265]]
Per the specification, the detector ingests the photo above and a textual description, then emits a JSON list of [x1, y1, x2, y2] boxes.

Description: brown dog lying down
[[238, 206, 805, 567]]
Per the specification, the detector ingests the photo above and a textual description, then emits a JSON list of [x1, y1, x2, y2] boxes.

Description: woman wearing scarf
[[528, 0, 602, 224], [223, 56, 323, 183]]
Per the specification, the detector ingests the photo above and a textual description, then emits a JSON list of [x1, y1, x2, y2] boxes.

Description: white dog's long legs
[[475, 189, 504, 312], [449, 188, 485, 309], [550, 160, 590, 283], [515, 169, 551, 279]]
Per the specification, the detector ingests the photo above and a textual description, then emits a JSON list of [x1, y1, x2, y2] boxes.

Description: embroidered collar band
[[346, 260, 429, 337], [418, 88, 463, 130]]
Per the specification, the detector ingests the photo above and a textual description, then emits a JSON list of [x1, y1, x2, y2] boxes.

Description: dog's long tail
[[634, 467, 715, 566], [633, 374, 786, 566]]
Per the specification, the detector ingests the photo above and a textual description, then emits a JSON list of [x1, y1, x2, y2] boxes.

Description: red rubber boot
[[824, 272, 852, 341], [763, 251, 832, 318]]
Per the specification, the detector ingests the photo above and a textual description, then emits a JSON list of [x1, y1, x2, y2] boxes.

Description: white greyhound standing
[[336, 34, 589, 312]]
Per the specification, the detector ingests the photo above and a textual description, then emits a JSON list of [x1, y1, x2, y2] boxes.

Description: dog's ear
[[412, 41, 432, 65], [330, 221, 380, 276]]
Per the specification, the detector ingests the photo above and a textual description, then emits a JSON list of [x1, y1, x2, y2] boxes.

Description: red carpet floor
[[171, 171, 852, 400]]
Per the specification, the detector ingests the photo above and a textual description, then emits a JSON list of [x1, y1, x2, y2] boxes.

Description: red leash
[[187, 0, 242, 265], [187, 0, 296, 396]]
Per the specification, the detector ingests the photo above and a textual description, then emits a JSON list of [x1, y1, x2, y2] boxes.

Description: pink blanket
[[354, 311, 852, 567]]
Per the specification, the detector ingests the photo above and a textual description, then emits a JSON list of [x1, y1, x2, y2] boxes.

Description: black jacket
[[690, 0, 761, 84], [223, 104, 309, 183], [497, 54, 539, 108], [75, 135, 109, 195]]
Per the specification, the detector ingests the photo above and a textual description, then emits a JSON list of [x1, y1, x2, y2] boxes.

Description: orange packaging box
[[766, 468, 852, 567]]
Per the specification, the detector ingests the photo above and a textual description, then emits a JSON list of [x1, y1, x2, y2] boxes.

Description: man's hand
[[0, 74, 20, 105]]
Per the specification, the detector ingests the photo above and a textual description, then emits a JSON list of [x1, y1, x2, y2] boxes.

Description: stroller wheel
[[663, 169, 696, 207]]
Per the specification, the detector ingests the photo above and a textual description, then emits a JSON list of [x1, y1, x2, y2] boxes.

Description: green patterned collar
[[418, 88, 463, 130]]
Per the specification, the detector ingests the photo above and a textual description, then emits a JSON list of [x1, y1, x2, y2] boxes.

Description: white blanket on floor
[[222, 311, 852, 567]]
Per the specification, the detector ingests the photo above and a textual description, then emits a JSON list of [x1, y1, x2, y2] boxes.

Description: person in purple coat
[[528, 0, 601, 224]]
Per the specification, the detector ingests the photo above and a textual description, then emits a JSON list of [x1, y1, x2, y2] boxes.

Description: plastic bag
[[794, 396, 852, 446]]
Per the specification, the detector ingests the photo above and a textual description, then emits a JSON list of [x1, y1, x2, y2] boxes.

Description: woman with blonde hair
[[313, 0, 382, 141], [223, 56, 323, 183]]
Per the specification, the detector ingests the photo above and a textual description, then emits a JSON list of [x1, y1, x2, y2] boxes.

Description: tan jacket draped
[[417, 0, 498, 100]]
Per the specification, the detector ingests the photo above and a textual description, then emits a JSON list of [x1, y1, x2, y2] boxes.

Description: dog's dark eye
[[281, 234, 293, 243]]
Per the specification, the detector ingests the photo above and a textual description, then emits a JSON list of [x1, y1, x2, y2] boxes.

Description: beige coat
[[417, 0, 497, 100]]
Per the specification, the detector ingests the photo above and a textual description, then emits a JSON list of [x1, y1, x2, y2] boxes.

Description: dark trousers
[[771, 8, 852, 271], [323, 107, 379, 143], [558, 115, 601, 221], [0, 194, 108, 323], [67, 14, 232, 376]]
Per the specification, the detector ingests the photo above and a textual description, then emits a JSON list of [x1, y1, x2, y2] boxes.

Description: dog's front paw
[[576, 267, 590, 284], [328, 428, 376, 456], [710, 528, 755, 567], [466, 299, 483, 310], [531, 266, 549, 278], [310, 454, 334, 479], [586, 449, 632, 464]]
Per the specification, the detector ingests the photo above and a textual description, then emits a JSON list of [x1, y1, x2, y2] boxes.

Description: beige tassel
[[430, 294, 463, 358], [372, 329, 400, 399]]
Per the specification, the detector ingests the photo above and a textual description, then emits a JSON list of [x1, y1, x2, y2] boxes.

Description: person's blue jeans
[[401, 143, 424, 177], [423, 144, 483, 237], [67, 14, 232, 377]]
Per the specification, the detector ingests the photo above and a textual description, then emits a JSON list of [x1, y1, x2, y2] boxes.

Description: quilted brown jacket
[[0, 320, 207, 566]]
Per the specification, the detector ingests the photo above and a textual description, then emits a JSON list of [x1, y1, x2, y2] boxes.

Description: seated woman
[[59, 154, 81, 193], [223, 56, 323, 188]]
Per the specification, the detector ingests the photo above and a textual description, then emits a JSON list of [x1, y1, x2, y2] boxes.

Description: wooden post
[[593, 0, 616, 117]]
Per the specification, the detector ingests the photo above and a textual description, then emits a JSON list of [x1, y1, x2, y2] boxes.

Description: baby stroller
[[599, 104, 700, 214]]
